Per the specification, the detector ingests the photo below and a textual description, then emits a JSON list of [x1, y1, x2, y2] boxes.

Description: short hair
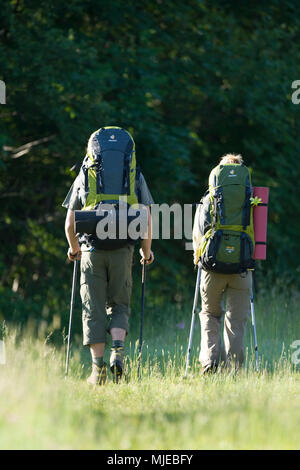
[[220, 153, 244, 165]]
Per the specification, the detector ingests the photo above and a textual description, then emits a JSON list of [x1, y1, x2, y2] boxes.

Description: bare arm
[[192, 204, 202, 265], [65, 209, 81, 261], [140, 206, 154, 265]]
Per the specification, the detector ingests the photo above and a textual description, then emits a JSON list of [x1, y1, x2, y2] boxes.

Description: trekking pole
[[250, 289, 259, 372], [184, 264, 201, 378], [137, 259, 146, 380], [65, 259, 79, 376]]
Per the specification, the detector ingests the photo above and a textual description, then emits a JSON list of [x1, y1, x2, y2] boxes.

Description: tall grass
[[0, 291, 299, 450]]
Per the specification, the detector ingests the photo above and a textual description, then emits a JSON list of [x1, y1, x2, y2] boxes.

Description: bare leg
[[110, 328, 126, 342], [110, 328, 126, 382], [87, 342, 107, 386], [89, 342, 105, 360], [89, 328, 126, 361]]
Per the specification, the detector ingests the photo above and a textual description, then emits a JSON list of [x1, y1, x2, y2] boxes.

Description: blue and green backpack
[[82, 126, 139, 209], [75, 126, 141, 250]]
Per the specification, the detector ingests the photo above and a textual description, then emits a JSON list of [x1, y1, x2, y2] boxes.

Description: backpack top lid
[[209, 163, 251, 191], [88, 127, 134, 161]]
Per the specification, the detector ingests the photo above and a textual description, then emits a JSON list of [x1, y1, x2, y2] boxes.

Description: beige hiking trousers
[[80, 245, 134, 346], [199, 270, 252, 368]]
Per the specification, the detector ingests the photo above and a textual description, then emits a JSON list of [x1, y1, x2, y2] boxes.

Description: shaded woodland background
[[1, 0, 300, 336]]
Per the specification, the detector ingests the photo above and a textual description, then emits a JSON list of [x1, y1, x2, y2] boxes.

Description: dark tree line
[[0, 0, 299, 331]]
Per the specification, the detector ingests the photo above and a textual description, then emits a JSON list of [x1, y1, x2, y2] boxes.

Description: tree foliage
[[1, 0, 300, 330]]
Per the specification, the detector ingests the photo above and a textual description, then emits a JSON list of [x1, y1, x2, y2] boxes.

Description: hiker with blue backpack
[[193, 154, 255, 375], [63, 127, 154, 385]]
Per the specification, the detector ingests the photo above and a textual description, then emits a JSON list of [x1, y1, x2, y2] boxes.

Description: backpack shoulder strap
[[135, 165, 142, 203]]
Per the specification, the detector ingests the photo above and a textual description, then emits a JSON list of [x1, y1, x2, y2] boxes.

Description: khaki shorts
[[80, 245, 134, 346]]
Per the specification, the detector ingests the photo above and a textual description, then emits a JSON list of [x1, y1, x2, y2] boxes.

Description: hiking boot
[[200, 363, 218, 376], [110, 346, 124, 383], [87, 362, 107, 386]]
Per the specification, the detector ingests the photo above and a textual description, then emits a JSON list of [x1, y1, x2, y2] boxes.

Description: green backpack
[[196, 163, 255, 274]]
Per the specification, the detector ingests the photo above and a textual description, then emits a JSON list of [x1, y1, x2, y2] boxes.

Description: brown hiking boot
[[110, 347, 124, 383], [87, 362, 107, 386], [200, 364, 218, 376]]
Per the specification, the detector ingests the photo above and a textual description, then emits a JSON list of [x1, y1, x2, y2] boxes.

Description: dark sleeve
[[136, 172, 154, 205]]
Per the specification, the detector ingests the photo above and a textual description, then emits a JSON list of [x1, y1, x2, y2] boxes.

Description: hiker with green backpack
[[62, 127, 154, 385], [193, 153, 255, 375]]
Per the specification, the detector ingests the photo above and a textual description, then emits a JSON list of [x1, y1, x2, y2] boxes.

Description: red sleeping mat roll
[[253, 187, 269, 260]]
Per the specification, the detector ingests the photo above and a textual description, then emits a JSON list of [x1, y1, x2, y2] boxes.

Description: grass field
[[0, 291, 299, 450]]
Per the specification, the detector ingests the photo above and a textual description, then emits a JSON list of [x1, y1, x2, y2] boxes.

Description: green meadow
[[0, 292, 299, 450]]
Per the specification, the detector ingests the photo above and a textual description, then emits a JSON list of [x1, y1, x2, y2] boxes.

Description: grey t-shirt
[[62, 170, 154, 210]]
